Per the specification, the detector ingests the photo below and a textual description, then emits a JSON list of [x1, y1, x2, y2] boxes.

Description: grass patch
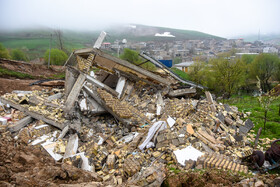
[[221, 95, 280, 139], [170, 67, 191, 81], [47, 72, 65, 79], [0, 66, 34, 79]]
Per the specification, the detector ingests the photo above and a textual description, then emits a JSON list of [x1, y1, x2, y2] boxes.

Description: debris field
[[0, 46, 279, 186]]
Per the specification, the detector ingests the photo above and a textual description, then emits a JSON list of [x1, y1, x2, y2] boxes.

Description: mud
[[0, 135, 98, 186]]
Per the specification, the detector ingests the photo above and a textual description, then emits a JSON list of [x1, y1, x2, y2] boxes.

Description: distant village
[[100, 32, 280, 72]]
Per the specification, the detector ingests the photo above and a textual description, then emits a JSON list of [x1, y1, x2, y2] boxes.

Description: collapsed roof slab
[[74, 48, 175, 86]]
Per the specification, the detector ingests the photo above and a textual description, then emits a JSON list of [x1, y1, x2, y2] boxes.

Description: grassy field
[[221, 95, 280, 139], [0, 37, 87, 60]]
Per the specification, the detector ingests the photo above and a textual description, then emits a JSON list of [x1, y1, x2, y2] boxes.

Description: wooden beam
[[85, 74, 119, 97], [64, 73, 86, 113], [65, 67, 78, 98], [75, 48, 171, 85], [168, 88, 196, 97], [0, 97, 66, 130], [7, 116, 33, 132]]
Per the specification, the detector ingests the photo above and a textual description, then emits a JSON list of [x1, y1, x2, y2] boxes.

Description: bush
[[11, 49, 28, 61], [0, 43, 10, 59], [44, 48, 68, 66]]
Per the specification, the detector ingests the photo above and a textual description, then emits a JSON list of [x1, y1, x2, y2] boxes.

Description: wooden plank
[[64, 73, 86, 113], [92, 49, 171, 85], [205, 91, 214, 103], [85, 74, 119, 97], [7, 116, 33, 132], [205, 91, 216, 112], [48, 93, 63, 101], [197, 129, 218, 144], [168, 88, 196, 97], [0, 97, 66, 130], [28, 95, 60, 108], [65, 67, 77, 98]]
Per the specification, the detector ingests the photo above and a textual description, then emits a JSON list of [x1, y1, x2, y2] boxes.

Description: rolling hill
[[0, 24, 224, 60]]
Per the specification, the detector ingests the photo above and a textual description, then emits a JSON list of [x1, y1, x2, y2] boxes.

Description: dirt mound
[[0, 135, 98, 186], [0, 58, 65, 78], [0, 78, 48, 95], [163, 169, 242, 187]]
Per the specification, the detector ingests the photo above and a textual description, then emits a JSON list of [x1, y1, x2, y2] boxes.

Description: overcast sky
[[0, 0, 279, 38]]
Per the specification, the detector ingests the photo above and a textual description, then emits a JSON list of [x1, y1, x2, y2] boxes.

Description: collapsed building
[[0, 33, 279, 186]]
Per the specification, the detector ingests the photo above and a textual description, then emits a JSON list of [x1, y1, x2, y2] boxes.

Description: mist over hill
[[0, 24, 224, 59]]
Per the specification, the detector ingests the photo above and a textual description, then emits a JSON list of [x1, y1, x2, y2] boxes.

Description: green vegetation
[[0, 43, 10, 59], [188, 53, 280, 98], [47, 72, 65, 79], [249, 53, 280, 92], [209, 57, 246, 98], [170, 67, 191, 80], [44, 49, 68, 66], [11, 49, 28, 61], [0, 66, 34, 79], [120, 48, 157, 71], [241, 54, 257, 64], [221, 95, 280, 139]]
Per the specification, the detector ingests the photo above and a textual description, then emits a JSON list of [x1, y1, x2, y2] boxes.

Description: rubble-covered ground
[[0, 50, 279, 186], [0, 88, 279, 186]]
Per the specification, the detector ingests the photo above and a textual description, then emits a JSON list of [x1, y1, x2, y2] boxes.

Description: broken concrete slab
[[63, 134, 79, 159], [239, 119, 254, 134]]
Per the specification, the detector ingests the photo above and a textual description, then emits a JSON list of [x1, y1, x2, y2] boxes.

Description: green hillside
[[0, 24, 224, 60]]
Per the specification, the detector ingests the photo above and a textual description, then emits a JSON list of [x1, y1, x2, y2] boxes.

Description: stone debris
[[0, 47, 279, 186]]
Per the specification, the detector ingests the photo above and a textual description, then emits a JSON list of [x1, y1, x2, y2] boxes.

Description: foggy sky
[[0, 0, 279, 38]]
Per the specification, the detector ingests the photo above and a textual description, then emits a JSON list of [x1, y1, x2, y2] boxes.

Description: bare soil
[[0, 59, 65, 95], [0, 59, 65, 78], [0, 78, 47, 95], [0, 135, 98, 187], [163, 169, 243, 187]]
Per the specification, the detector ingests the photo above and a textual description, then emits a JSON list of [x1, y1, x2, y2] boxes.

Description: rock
[[274, 177, 280, 187], [255, 180, 264, 187], [265, 179, 274, 187]]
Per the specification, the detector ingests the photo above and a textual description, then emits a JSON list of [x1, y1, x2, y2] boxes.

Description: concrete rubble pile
[[0, 48, 266, 186]]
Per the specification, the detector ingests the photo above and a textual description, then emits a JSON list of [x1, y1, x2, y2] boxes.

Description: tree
[[256, 77, 279, 132], [0, 43, 10, 59], [11, 49, 28, 61], [275, 60, 280, 82], [250, 53, 280, 92], [188, 58, 207, 85], [173, 57, 181, 65], [241, 54, 257, 64], [208, 57, 246, 98], [44, 49, 68, 66], [54, 29, 64, 51], [120, 48, 141, 63]]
